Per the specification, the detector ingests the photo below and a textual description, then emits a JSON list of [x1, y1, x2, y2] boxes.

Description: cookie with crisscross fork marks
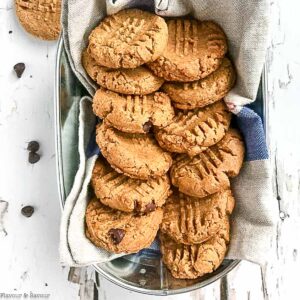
[[91, 157, 171, 213], [160, 217, 230, 279], [16, 0, 61, 40], [85, 198, 163, 253], [160, 190, 234, 245], [96, 122, 172, 180], [163, 58, 236, 109], [171, 129, 244, 198], [147, 19, 227, 82], [93, 88, 175, 134], [82, 49, 164, 95], [88, 9, 168, 68], [154, 101, 231, 157]]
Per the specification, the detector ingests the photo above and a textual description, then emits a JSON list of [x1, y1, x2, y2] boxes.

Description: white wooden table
[[1, 0, 300, 299]]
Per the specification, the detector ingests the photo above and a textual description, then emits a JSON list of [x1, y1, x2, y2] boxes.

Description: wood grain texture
[[0, 0, 79, 298], [263, 1, 300, 299], [1, 0, 300, 299]]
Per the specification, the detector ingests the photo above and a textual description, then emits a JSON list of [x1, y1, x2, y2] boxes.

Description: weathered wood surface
[[1, 0, 300, 299], [0, 1, 78, 298]]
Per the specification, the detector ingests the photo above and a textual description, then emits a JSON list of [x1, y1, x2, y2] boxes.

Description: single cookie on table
[[160, 217, 230, 279], [82, 50, 164, 95], [171, 129, 245, 198], [162, 58, 236, 109], [93, 88, 175, 134], [154, 101, 231, 157], [15, 0, 61, 40], [147, 19, 227, 82], [88, 9, 168, 68], [160, 190, 234, 245], [96, 122, 172, 180], [91, 157, 171, 213], [85, 198, 163, 253]]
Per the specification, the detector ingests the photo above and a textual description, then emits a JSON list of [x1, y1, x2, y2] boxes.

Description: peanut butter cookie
[[96, 122, 172, 180], [155, 101, 231, 157], [160, 190, 234, 244], [163, 58, 236, 109], [16, 0, 61, 40], [171, 129, 245, 198], [147, 19, 227, 82], [91, 157, 171, 213], [93, 88, 175, 134], [82, 49, 164, 95], [160, 217, 230, 279], [85, 198, 163, 253], [88, 9, 168, 68]]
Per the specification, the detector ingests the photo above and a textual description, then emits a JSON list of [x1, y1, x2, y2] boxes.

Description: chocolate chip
[[108, 228, 125, 244], [144, 201, 156, 213], [9, 30, 13, 34], [143, 121, 153, 133], [21, 206, 34, 217], [27, 141, 40, 152], [14, 63, 25, 78], [134, 200, 141, 213], [28, 152, 40, 164]]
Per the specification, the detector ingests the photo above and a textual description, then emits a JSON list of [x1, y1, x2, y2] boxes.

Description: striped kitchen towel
[[59, 0, 278, 266]]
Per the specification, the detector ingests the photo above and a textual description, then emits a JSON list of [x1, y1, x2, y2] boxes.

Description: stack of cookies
[[83, 9, 245, 280], [83, 9, 173, 255]]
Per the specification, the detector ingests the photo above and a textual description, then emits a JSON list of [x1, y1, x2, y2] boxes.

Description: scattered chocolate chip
[[108, 228, 125, 244], [144, 201, 156, 213], [30, 75, 33, 78], [143, 121, 153, 133], [21, 206, 34, 217], [14, 63, 25, 78], [28, 152, 40, 164], [9, 30, 13, 34], [27, 141, 40, 152], [45, 283, 48, 287]]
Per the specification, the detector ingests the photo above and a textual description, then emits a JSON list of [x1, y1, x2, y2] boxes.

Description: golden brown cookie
[[160, 217, 230, 279], [171, 129, 245, 198], [82, 49, 101, 83], [154, 101, 231, 157], [82, 50, 164, 95], [96, 122, 173, 180], [91, 157, 171, 213], [85, 198, 163, 253], [93, 88, 175, 134], [16, 0, 61, 40], [147, 19, 227, 82], [88, 9, 168, 68], [160, 190, 234, 245], [163, 58, 236, 109]]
